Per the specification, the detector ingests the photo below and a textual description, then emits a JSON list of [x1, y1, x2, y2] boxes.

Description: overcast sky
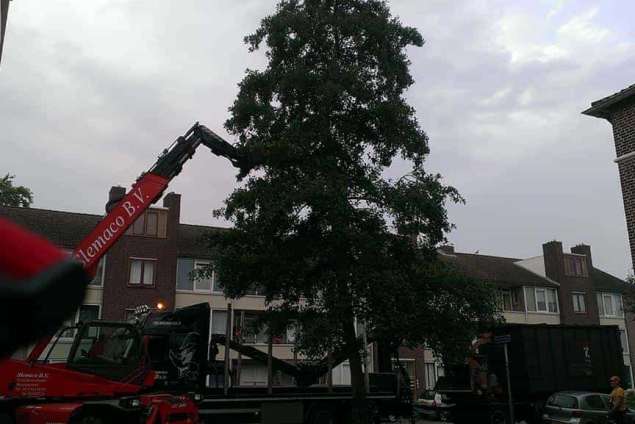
[[1, 0, 634, 277]]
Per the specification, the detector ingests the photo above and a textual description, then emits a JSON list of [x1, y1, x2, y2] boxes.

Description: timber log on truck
[[436, 324, 625, 424]]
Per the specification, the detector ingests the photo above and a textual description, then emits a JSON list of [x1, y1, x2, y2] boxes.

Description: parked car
[[543, 390, 635, 423], [414, 390, 454, 421]]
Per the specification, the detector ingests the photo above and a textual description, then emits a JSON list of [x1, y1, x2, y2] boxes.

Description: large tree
[[210, 1, 498, 421], [0, 174, 33, 207]]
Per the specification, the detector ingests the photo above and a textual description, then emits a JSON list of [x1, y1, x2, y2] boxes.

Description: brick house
[[3, 189, 634, 391], [398, 243, 635, 397], [0, 189, 300, 386]]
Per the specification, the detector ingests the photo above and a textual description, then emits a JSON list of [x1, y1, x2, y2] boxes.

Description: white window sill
[[526, 311, 559, 315]]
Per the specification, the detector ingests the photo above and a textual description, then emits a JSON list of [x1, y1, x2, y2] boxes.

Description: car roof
[[553, 391, 607, 397]]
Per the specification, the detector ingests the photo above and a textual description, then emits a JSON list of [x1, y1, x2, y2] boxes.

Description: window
[[235, 310, 269, 344], [547, 394, 578, 409], [526, 287, 558, 313], [536, 289, 547, 311], [176, 258, 223, 293], [425, 362, 437, 390], [61, 304, 101, 338], [129, 258, 156, 286], [525, 287, 536, 312], [211, 310, 228, 335], [620, 329, 629, 353], [564, 255, 588, 277], [193, 261, 213, 292], [89, 256, 106, 287], [597, 293, 624, 318], [582, 395, 606, 411], [498, 289, 522, 312], [547, 289, 558, 312], [145, 211, 158, 236], [572, 293, 586, 313], [127, 209, 167, 238]]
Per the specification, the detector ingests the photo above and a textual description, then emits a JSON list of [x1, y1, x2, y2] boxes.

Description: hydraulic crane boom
[[75, 123, 245, 271], [0, 123, 246, 359]]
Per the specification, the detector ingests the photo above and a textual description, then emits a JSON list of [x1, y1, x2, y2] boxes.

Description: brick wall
[[101, 191, 180, 320], [611, 98, 635, 269], [543, 241, 600, 325]]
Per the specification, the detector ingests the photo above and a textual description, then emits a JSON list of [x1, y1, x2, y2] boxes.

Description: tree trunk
[[346, 319, 369, 424]]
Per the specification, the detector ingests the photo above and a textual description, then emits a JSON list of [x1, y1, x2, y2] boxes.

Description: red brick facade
[[585, 84, 635, 387], [543, 241, 600, 325], [101, 192, 181, 320]]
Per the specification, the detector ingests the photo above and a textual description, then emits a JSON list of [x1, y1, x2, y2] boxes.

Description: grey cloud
[[1, 0, 634, 277]]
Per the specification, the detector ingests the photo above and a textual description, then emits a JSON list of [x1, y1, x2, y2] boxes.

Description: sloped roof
[[591, 267, 630, 294], [440, 252, 559, 289], [0, 205, 102, 248], [177, 223, 226, 257], [0, 205, 227, 256], [582, 83, 635, 119]]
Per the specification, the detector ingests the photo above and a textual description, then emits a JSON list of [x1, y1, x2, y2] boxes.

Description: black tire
[[490, 409, 509, 424]]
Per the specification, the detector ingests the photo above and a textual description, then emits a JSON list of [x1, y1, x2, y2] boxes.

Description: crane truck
[[0, 124, 408, 423]]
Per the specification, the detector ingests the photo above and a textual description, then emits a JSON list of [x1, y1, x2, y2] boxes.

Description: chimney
[[162, 192, 181, 238], [571, 244, 593, 269], [437, 245, 455, 255], [542, 240, 564, 282], [106, 186, 126, 213]]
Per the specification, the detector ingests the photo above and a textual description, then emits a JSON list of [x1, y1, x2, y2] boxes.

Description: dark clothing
[[609, 409, 625, 424]]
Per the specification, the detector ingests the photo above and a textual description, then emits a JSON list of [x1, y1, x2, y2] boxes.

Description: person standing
[[609, 375, 626, 424]]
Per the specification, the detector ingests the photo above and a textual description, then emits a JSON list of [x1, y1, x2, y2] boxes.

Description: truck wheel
[[490, 409, 509, 424]]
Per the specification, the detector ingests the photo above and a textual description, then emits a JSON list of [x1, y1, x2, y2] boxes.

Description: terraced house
[[399, 243, 635, 397], [3, 188, 634, 393]]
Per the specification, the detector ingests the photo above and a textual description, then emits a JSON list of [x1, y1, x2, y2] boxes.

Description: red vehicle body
[[0, 123, 244, 424]]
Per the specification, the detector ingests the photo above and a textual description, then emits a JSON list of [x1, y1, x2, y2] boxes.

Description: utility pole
[[503, 342, 514, 424], [224, 303, 232, 395]]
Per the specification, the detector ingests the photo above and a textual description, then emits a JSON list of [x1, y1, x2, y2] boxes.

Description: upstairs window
[[497, 289, 522, 312], [524, 287, 558, 313], [176, 258, 223, 293], [572, 292, 586, 313], [129, 258, 156, 286], [597, 292, 624, 318], [89, 256, 106, 287], [126, 209, 167, 238], [620, 329, 630, 353], [193, 260, 213, 292], [564, 255, 588, 277]]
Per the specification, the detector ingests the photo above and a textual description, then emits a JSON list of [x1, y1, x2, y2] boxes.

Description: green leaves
[[212, 0, 497, 378], [0, 174, 33, 208]]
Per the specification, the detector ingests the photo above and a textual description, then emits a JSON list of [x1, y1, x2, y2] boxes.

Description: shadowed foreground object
[[0, 0, 9, 65], [0, 217, 89, 357]]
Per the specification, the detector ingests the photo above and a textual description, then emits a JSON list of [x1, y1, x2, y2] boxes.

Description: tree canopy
[[208, 1, 498, 421], [0, 174, 33, 208]]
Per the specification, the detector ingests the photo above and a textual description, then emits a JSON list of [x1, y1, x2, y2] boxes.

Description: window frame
[[60, 303, 102, 340], [145, 211, 159, 236], [527, 287, 559, 314], [193, 260, 214, 293], [620, 329, 630, 354], [88, 255, 106, 287], [564, 254, 588, 277], [128, 257, 157, 287], [598, 292, 624, 318], [572, 292, 586, 314]]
